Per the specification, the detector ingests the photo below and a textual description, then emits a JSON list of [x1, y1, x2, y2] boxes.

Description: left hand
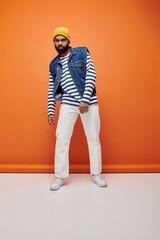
[[79, 102, 89, 114]]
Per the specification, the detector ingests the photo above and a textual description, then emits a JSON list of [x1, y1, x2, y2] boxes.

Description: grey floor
[[0, 173, 160, 240]]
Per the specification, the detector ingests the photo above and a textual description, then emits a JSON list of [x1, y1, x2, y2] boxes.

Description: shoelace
[[94, 175, 103, 181], [97, 176, 103, 181], [55, 178, 62, 183]]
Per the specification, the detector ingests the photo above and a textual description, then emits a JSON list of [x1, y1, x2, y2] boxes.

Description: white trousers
[[54, 103, 102, 178]]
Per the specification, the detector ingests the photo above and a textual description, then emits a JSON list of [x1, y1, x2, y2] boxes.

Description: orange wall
[[0, 0, 160, 172]]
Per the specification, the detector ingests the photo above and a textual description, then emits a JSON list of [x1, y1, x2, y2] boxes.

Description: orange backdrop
[[0, 0, 160, 173]]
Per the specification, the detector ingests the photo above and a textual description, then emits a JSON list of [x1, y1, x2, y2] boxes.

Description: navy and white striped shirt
[[48, 52, 98, 116]]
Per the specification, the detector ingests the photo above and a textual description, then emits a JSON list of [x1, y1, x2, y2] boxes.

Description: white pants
[[54, 103, 102, 178]]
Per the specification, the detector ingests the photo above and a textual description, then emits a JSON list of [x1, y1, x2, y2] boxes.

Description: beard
[[55, 44, 69, 54]]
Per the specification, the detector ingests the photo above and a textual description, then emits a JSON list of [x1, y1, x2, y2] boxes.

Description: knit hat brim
[[53, 27, 70, 42]]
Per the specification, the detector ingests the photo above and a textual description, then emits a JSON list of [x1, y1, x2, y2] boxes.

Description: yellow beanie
[[53, 27, 71, 42]]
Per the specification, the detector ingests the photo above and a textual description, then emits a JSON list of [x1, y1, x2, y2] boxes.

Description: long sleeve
[[81, 52, 96, 104], [47, 70, 56, 116]]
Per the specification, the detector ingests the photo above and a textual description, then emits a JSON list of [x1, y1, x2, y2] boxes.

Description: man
[[48, 27, 107, 191]]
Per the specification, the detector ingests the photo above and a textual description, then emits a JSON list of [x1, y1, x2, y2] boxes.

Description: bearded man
[[48, 27, 107, 191]]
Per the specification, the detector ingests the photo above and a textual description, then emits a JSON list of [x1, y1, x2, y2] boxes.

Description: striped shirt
[[48, 52, 98, 116]]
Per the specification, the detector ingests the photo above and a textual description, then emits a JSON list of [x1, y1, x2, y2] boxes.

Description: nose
[[58, 40, 62, 45]]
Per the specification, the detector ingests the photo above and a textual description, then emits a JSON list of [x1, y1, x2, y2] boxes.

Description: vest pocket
[[73, 60, 85, 68], [73, 60, 86, 79]]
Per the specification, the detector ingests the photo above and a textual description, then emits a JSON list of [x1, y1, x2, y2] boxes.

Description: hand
[[48, 115, 55, 126], [79, 102, 89, 114]]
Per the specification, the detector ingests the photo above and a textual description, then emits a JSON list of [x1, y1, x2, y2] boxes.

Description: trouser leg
[[80, 104, 102, 175], [54, 104, 79, 178]]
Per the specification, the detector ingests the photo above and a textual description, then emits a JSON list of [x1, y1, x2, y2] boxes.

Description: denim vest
[[49, 46, 96, 101]]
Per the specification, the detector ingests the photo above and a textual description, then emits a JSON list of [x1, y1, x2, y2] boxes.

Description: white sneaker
[[92, 174, 108, 187], [50, 177, 64, 191]]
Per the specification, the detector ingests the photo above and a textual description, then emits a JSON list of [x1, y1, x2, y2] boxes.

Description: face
[[54, 35, 69, 54]]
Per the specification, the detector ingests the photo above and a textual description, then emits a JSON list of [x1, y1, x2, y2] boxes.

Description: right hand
[[48, 115, 55, 126]]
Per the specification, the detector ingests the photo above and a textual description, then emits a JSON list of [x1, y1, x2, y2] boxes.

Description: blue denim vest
[[49, 46, 96, 101]]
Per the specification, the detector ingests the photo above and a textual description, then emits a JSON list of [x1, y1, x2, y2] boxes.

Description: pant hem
[[55, 174, 69, 179], [91, 172, 101, 175]]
